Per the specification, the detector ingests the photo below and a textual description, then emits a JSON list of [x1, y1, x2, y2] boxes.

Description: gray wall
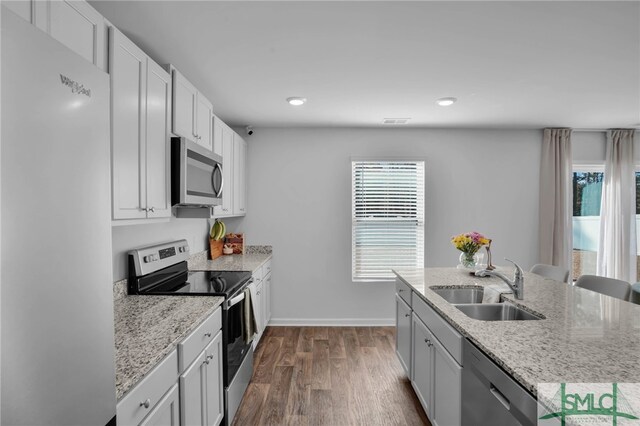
[[241, 127, 542, 325]]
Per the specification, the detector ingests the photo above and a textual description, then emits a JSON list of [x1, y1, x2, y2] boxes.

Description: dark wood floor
[[232, 326, 431, 426]]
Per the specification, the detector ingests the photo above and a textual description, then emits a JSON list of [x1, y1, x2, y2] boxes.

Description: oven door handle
[[228, 292, 245, 308]]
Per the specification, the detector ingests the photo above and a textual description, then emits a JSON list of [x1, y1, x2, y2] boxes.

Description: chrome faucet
[[475, 258, 524, 300]]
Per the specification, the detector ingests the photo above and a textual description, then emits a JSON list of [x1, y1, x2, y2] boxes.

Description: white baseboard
[[268, 318, 395, 326]]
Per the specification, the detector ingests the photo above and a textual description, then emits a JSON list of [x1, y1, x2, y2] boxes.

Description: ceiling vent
[[383, 118, 411, 125]]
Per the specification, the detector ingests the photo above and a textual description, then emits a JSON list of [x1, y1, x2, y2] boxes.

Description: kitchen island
[[394, 267, 640, 396]]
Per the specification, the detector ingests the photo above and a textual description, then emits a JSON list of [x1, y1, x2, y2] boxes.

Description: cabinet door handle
[[140, 399, 151, 409], [490, 383, 511, 410], [425, 339, 433, 347], [204, 332, 212, 338], [398, 289, 404, 292], [148, 207, 155, 213], [404, 313, 410, 317], [207, 354, 214, 361]]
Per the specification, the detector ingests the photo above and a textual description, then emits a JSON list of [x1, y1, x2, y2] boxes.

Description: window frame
[[350, 157, 426, 283]]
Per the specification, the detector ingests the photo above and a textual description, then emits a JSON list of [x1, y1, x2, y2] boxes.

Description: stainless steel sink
[[454, 303, 543, 321], [430, 287, 483, 304]]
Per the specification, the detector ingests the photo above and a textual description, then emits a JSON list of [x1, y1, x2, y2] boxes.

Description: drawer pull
[[398, 289, 404, 292], [140, 399, 151, 409], [425, 339, 433, 347], [204, 332, 212, 338], [404, 313, 410, 317]]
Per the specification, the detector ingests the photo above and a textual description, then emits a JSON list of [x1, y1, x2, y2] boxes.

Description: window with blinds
[[352, 160, 425, 281]]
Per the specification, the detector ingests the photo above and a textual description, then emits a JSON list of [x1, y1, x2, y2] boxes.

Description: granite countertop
[[394, 267, 640, 396], [188, 246, 272, 273], [114, 294, 224, 400]]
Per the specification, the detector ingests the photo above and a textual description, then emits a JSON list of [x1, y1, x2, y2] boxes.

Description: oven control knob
[[143, 255, 151, 263]]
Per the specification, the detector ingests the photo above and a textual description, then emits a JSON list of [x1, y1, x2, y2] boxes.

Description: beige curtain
[[597, 129, 636, 282], [539, 128, 573, 274]]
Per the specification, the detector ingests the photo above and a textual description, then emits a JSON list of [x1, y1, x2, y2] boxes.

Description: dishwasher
[[462, 339, 538, 426]]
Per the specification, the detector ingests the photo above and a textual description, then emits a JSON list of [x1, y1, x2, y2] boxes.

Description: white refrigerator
[[1, 9, 117, 425]]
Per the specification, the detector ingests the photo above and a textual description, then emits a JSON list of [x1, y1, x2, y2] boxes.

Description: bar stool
[[630, 283, 640, 304], [574, 275, 631, 301], [530, 264, 569, 283]]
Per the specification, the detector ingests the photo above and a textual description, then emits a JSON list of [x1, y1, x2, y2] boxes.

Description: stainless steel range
[[128, 240, 254, 426]]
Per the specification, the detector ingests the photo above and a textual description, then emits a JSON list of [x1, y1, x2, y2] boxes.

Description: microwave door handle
[[212, 163, 224, 197]]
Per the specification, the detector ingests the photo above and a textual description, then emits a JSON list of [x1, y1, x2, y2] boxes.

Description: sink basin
[[431, 287, 483, 304], [454, 303, 543, 321]]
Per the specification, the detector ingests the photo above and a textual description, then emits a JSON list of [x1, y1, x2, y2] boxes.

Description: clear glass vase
[[458, 251, 479, 269]]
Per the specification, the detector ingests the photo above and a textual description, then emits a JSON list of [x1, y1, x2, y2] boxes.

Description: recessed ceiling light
[[287, 97, 307, 106], [436, 97, 457, 107]]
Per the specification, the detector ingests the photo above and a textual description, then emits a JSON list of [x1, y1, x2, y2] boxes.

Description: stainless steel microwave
[[171, 137, 223, 206]]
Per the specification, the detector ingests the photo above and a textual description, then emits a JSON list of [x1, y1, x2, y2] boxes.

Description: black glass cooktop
[[130, 261, 252, 298], [170, 270, 252, 297]]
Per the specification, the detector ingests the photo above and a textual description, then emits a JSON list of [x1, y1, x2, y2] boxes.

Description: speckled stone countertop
[[394, 268, 640, 396], [188, 246, 272, 273], [114, 294, 223, 400]]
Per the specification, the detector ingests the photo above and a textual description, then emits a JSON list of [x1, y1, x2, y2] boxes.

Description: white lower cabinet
[[395, 278, 462, 425], [411, 314, 434, 416], [117, 350, 179, 426], [251, 262, 273, 349], [179, 320, 224, 426], [253, 278, 264, 348], [395, 294, 412, 376], [139, 383, 180, 426], [432, 336, 462, 426], [180, 335, 224, 426], [264, 272, 272, 325]]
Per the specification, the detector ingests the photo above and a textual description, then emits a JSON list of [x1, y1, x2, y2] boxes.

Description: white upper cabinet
[[110, 28, 146, 220], [3, 0, 106, 71], [110, 27, 171, 221], [213, 116, 234, 217], [232, 134, 247, 216], [172, 70, 198, 141], [145, 60, 172, 219], [171, 67, 213, 150], [212, 116, 248, 218], [196, 95, 213, 151], [3, 1, 34, 22]]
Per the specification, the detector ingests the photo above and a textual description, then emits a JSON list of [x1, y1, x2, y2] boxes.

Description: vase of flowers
[[451, 232, 490, 270]]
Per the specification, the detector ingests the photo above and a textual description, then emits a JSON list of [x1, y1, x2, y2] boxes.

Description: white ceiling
[[91, 1, 640, 129]]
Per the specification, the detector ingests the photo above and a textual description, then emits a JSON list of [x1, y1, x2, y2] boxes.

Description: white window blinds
[[352, 160, 425, 281]]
